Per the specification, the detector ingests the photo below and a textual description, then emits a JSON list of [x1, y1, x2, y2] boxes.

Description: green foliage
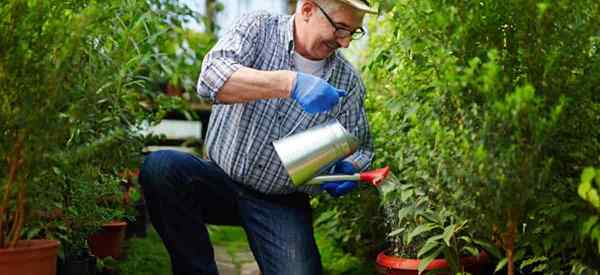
[[0, 0, 214, 252], [579, 167, 600, 254], [364, 0, 600, 273], [117, 227, 172, 275], [383, 176, 490, 274], [207, 225, 250, 256], [315, 229, 374, 275], [312, 186, 386, 260]]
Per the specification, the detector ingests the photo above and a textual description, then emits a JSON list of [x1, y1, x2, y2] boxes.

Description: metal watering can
[[273, 119, 390, 187]]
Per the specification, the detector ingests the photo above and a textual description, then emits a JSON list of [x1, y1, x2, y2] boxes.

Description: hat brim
[[337, 0, 378, 14]]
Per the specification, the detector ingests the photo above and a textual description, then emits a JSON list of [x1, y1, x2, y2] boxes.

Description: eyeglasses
[[313, 3, 366, 40]]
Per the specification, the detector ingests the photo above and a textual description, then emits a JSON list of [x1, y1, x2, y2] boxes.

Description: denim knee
[[139, 150, 177, 192]]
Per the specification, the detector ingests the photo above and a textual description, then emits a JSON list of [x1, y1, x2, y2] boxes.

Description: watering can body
[[273, 119, 359, 186]]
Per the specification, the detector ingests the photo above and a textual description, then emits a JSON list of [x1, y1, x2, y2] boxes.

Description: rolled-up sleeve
[[197, 12, 265, 103], [338, 79, 374, 172]]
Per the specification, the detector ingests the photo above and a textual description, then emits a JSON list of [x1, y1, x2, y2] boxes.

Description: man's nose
[[336, 36, 352, 48]]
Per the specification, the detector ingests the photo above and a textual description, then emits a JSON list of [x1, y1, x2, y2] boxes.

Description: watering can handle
[[304, 174, 360, 185], [303, 166, 390, 186]]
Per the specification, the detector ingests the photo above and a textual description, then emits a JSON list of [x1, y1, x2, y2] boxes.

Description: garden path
[[214, 245, 260, 275]]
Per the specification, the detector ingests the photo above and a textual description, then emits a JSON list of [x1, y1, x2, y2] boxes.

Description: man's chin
[[320, 47, 336, 58]]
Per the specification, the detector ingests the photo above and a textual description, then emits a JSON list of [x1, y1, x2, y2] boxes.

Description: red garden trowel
[[304, 166, 391, 187]]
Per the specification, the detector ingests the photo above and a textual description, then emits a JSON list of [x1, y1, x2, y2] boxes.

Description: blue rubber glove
[[291, 72, 347, 113], [320, 160, 357, 198]]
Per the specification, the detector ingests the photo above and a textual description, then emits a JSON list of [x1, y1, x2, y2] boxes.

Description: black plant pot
[[57, 250, 97, 275], [126, 202, 149, 239]]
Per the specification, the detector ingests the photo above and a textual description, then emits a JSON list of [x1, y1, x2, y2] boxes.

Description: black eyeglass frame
[[313, 3, 366, 40]]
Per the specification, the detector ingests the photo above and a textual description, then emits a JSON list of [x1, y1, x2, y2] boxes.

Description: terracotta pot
[[0, 239, 60, 275], [376, 250, 489, 275], [88, 221, 127, 259]]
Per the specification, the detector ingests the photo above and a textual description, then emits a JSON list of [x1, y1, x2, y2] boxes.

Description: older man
[[139, 0, 376, 274]]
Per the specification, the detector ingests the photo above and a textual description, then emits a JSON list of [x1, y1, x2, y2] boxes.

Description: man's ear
[[300, 1, 316, 21]]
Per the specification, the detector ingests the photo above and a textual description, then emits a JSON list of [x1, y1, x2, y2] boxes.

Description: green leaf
[[418, 247, 443, 275], [397, 207, 412, 223], [442, 224, 456, 246], [578, 168, 597, 206], [532, 263, 548, 273], [389, 228, 405, 237], [473, 239, 502, 259], [519, 256, 548, 269], [582, 216, 599, 235], [407, 224, 435, 245], [420, 212, 439, 224], [495, 257, 508, 273], [458, 236, 472, 243], [418, 239, 440, 258], [581, 167, 596, 185], [25, 227, 41, 240], [52, 167, 62, 176]]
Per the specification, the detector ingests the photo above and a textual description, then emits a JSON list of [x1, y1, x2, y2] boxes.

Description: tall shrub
[[365, 0, 600, 273], [0, 0, 214, 251]]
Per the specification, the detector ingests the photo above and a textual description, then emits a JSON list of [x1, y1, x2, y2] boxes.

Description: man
[[139, 0, 376, 274]]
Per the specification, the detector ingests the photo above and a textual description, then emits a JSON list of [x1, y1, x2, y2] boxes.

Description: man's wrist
[[277, 70, 296, 98]]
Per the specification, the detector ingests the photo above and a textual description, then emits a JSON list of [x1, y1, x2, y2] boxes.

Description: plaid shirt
[[196, 11, 373, 195]]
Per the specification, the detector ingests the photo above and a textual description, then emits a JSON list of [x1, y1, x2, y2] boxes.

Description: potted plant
[[0, 1, 177, 274], [87, 174, 132, 260], [375, 178, 492, 275]]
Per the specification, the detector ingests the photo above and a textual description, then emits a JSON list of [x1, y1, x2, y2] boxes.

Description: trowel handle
[[305, 174, 360, 185]]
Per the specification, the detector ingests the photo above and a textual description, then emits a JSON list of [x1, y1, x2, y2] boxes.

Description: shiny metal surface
[[273, 119, 359, 186], [305, 174, 360, 185]]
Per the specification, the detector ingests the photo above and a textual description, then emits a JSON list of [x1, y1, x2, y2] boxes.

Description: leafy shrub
[[364, 0, 600, 273], [0, 0, 214, 254]]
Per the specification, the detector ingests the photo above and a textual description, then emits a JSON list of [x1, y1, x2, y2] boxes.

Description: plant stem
[[0, 132, 25, 248], [504, 211, 517, 275], [7, 177, 26, 248]]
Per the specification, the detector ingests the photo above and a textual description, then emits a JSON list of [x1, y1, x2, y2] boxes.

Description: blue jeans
[[139, 150, 322, 275]]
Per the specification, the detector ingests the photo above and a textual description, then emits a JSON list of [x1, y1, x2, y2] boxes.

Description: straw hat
[[336, 0, 378, 14]]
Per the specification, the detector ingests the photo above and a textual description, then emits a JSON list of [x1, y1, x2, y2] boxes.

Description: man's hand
[[291, 72, 347, 113], [321, 160, 357, 198]]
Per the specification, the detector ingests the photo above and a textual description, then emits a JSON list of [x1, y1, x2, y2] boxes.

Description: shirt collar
[[285, 15, 295, 54]]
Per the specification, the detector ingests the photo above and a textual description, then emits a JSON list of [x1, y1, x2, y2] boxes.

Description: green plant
[[0, 0, 214, 252], [383, 177, 497, 274], [312, 186, 386, 261], [365, 0, 600, 274], [578, 167, 600, 254]]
